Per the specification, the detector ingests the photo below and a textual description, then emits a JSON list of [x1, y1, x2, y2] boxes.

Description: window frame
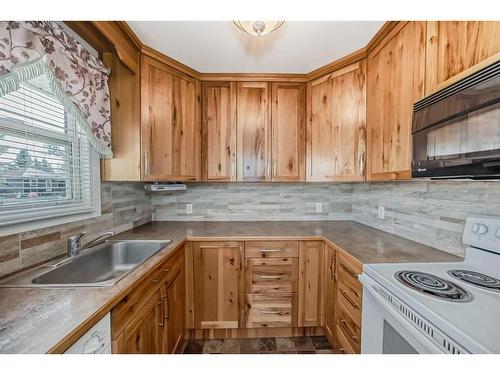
[[0, 85, 101, 237]]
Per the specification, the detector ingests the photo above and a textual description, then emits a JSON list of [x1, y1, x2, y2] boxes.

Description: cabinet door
[[306, 62, 366, 181], [193, 241, 244, 329], [101, 52, 141, 181], [163, 264, 186, 354], [202, 82, 237, 181], [425, 21, 500, 95], [271, 82, 305, 181], [298, 241, 325, 327], [141, 55, 201, 181], [112, 290, 163, 354], [236, 82, 270, 181], [323, 244, 337, 346], [367, 21, 426, 180]]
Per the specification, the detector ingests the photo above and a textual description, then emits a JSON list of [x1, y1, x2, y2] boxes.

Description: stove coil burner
[[395, 270, 472, 302], [448, 270, 500, 292]]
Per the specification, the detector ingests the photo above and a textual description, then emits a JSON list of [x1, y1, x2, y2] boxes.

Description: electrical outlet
[[378, 206, 385, 219], [186, 203, 193, 214], [316, 202, 323, 213]]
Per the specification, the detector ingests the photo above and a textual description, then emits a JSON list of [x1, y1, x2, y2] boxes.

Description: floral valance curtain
[[0, 21, 112, 157]]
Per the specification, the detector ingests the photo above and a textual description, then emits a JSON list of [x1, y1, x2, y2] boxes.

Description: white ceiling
[[127, 21, 384, 74]]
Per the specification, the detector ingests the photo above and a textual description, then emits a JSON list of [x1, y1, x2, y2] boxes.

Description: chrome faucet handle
[[81, 231, 115, 250], [67, 231, 87, 257]]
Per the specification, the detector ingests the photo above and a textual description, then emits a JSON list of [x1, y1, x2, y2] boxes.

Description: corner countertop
[[0, 221, 461, 353]]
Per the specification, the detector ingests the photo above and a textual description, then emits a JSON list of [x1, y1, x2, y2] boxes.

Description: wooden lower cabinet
[[193, 241, 244, 329], [298, 241, 325, 327], [323, 244, 337, 347], [112, 246, 185, 354]]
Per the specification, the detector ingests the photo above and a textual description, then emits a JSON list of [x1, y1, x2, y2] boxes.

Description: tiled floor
[[181, 336, 333, 354]]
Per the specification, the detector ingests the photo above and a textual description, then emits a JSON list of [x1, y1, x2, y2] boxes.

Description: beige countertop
[[0, 220, 461, 353]]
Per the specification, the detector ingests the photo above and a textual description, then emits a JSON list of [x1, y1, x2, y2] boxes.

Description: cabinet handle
[[162, 268, 171, 273], [259, 310, 282, 315], [339, 347, 345, 354], [144, 149, 149, 176], [260, 249, 285, 253], [152, 279, 160, 284], [339, 288, 359, 310], [273, 160, 277, 177], [340, 263, 358, 279], [164, 296, 169, 320], [257, 274, 284, 280], [340, 319, 358, 343]]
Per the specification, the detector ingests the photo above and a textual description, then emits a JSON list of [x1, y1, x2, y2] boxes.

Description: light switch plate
[[316, 202, 323, 213], [186, 203, 193, 214]]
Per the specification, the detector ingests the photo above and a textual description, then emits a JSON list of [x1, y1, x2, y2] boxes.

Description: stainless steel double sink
[[0, 240, 171, 288]]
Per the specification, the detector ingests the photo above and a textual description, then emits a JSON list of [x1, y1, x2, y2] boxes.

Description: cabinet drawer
[[335, 324, 356, 354], [337, 301, 361, 352], [338, 275, 362, 322], [245, 258, 298, 294], [112, 249, 183, 339], [245, 293, 298, 328], [245, 241, 299, 258], [337, 250, 362, 288]]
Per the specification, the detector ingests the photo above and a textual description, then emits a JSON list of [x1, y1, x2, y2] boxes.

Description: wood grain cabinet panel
[[271, 82, 305, 181], [101, 52, 141, 181], [306, 62, 366, 181], [323, 244, 337, 347], [298, 241, 325, 327], [236, 82, 271, 181], [193, 241, 244, 329], [366, 21, 426, 181], [244, 293, 298, 328], [425, 21, 500, 95], [141, 55, 201, 181], [162, 264, 186, 354], [202, 82, 237, 181], [245, 258, 298, 294], [112, 290, 163, 354]]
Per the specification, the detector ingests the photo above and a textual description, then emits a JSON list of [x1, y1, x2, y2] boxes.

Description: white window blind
[[0, 74, 98, 226]]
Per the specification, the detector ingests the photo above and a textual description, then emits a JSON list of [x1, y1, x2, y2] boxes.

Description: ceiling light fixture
[[233, 21, 285, 37]]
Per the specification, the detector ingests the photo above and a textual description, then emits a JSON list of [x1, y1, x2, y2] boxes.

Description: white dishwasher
[[64, 313, 111, 354]]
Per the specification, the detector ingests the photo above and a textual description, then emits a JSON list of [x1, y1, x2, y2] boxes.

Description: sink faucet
[[67, 231, 87, 257], [67, 231, 115, 258]]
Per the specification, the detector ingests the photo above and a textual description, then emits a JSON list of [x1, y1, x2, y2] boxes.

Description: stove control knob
[[472, 223, 488, 235]]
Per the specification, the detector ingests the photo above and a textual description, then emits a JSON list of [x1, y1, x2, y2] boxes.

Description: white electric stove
[[359, 215, 500, 354]]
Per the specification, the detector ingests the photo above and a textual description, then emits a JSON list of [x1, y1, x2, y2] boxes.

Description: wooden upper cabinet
[[236, 82, 271, 181], [271, 82, 305, 181], [425, 21, 500, 96], [306, 62, 366, 182], [141, 55, 201, 181], [366, 21, 426, 181], [101, 52, 141, 181], [202, 82, 237, 181], [193, 241, 244, 329]]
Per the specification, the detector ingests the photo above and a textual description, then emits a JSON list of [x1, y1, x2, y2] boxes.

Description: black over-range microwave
[[412, 60, 500, 179]]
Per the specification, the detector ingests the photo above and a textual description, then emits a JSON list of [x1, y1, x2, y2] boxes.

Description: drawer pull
[[260, 249, 285, 253], [257, 274, 284, 280], [259, 310, 282, 315], [339, 348, 345, 354], [339, 288, 359, 310], [152, 279, 160, 284], [340, 263, 358, 279], [340, 319, 358, 343], [162, 268, 171, 273]]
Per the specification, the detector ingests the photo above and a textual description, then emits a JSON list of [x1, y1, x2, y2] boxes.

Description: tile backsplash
[[352, 180, 500, 256], [2, 179, 498, 277], [151, 183, 354, 221], [0, 182, 151, 278]]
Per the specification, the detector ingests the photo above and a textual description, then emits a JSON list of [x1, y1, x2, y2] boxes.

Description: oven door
[[360, 275, 445, 354]]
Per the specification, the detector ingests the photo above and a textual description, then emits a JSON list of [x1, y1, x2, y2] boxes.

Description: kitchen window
[[0, 73, 100, 231]]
